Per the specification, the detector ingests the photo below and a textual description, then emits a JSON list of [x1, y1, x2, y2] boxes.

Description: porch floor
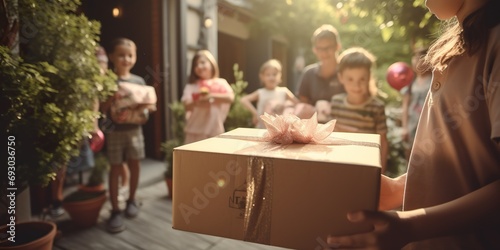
[[49, 158, 289, 250]]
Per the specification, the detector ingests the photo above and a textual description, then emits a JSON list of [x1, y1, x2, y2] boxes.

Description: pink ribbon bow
[[260, 112, 336, 145]]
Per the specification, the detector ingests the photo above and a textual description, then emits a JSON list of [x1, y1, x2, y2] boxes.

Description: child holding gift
[[104, 37, 146, 233], [181, 50, 234, 144], [327, 0, 500, 249], [240, 59, 299, 128], [327, 47, 388, 173]]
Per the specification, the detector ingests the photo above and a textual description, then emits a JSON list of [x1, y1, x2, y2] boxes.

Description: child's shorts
[[106, 127, 145, 165]]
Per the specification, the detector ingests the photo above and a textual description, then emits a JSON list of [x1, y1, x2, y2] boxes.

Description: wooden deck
[[51, 177, 288, 250]]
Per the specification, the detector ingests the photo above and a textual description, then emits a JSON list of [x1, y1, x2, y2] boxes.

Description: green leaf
[[380, 27, 394, 42]]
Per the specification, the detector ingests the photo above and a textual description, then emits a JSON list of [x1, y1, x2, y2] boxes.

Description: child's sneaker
[[106, 210, 125, 233], [50, 206, 65, 218], [124, 200, 140, 218], [50, 201, 65, 218], [118, 186, 128, 202]]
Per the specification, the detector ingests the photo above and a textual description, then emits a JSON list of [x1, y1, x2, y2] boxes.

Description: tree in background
[[249, 0, 439, 67]]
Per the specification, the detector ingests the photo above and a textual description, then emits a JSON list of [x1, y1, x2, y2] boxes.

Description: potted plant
[[62, 152, 109, 228], [224, 64, 253, 131], [0, 221, 57, 250], [0, 0, 116, 232], [160, 101, 185, 199]]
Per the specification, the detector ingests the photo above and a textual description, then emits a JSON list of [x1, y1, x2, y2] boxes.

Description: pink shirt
[[181, 78, 234, 139], [403, 25, 500, 249]]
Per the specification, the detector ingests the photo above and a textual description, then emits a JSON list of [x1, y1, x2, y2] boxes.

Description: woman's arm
[[407, 179, 500, 241], [327, 178, 500, 249]]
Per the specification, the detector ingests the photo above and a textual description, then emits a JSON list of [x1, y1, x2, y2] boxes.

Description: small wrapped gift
[[191, 79, 228, 101], [114, 82, 157, 110], [172, 114, 381, 250], [109, 104, 154, 125], [110, 82, 157, 124]]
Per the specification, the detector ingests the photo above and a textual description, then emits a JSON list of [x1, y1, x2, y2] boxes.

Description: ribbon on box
[[260, 112, 336, 144], [222, 113, 380, 244], [217, 113, 380, 148], [243, 157, 274, 244]]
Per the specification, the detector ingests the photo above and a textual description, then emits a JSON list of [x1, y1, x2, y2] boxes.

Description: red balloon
[[89, 130, 105, 152], [386, 62, 415, 91]]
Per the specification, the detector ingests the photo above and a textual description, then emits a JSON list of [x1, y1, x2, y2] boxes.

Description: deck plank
[[51, 179, 292, 250]]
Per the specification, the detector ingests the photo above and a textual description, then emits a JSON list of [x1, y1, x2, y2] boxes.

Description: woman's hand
[[326, 210, 411, 250], [379, 174, 405, 211]]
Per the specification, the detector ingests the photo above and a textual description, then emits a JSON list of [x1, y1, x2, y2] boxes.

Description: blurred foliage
[[161, 101, 185, 178], [384, 105, 409, 177], [248, 0, 440, 68], [0, 0, 116, 188], [86, 152, 110, 187], [224, 64, 253, 131]]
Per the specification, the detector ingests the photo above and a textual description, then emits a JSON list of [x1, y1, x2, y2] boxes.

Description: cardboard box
[[172, 128, 381, 250]]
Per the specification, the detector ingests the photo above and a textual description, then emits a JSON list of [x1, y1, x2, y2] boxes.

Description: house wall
[[185, 0, 218, 78], [216, 1, 290, 93]]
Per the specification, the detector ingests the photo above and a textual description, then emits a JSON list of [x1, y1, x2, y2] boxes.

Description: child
[[240, 59, 299, 128], [401, 47, 432, 160], [296, 24, 345, 106], [327, 47, 388, 173], [181, 50, 234, 144], [327, 0, 500, 249], [96, 45, 130, 201], [104, 38, 146, 233]]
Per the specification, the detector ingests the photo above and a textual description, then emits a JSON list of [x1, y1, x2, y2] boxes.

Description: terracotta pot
[[165, 177, 173, 199], [78, 184, 105, 193], [62, 192, 107, 228], [0, 221, 56, 250]]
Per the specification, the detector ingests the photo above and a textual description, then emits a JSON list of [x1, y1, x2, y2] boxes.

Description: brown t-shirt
[[403, 24, 500, 249]]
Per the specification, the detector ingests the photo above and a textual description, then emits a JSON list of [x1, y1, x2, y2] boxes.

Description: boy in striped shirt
[[328, 47, 388, 172]]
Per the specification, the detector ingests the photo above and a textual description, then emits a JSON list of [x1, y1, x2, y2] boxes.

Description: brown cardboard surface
[[172, 128, 381, 250]]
